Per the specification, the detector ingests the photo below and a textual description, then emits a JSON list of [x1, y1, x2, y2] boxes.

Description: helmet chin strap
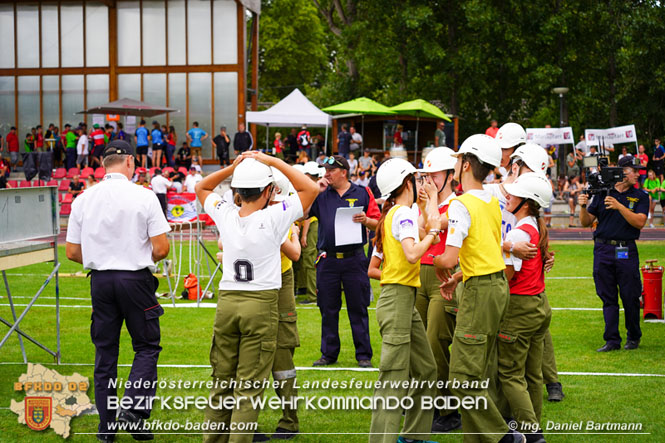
[[410, 175, 418, 204], [438, 170, 452, 194], [510, 198, 528, 215], [262, 184, 274, 209]]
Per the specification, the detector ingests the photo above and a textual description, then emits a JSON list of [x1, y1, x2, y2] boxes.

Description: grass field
[[1, 241, 664, 442]]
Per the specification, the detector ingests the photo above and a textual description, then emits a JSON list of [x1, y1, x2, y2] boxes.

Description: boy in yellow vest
[[434, 134, 524, 443]]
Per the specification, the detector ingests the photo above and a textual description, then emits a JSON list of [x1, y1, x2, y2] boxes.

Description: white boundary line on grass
[[0, 303, 620, 312], [0, 361, 664, 378]]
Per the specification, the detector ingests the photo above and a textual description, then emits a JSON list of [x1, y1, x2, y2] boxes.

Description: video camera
[[583, 137, 624, 195]]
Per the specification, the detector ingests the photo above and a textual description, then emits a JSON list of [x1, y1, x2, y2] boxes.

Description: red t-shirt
[[485, 127, 499, 138], [91, 129, 106, 146], [274, 139, 283, 154], [420, 203, 450, 266], [637, 153, 648, 176], [36, 133, 44, 148], [6, 132, 18, 151]]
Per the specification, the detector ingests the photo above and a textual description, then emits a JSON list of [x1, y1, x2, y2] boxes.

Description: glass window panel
[[188, 73, 212, 157], [17, 3, 39, 68], [61, 75, 84, 128], [18, 76, 40, 142], [118, 74, 141, 100], [214, 72, 237, 140], [117, 1, 140, 66], [86, 75, 109, 126], [41, 4, 59, 67], [168, 73, 186, 147], [167, 0, 186, 65], [43, 76, 60, 130], [61, 3, 84, 67], [0, 5, 15, 68], [0, 77, 15, 136], [213, 0, 237, 64], [187, 0, 211, 65], [143, 74, 166, 107], [142, 0, 166, 66], [85, 2, 109, 67]]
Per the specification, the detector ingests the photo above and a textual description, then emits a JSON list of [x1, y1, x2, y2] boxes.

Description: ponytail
[[526, 200, 551, 264], [373, 175, 412, 253]]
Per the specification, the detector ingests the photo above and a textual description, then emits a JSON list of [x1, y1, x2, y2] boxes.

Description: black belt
[[594, 238, 635, 246], [322, 248, 364, 259]]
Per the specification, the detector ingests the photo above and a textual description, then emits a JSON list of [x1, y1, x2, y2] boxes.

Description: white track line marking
[[0, 362, 663, 377]]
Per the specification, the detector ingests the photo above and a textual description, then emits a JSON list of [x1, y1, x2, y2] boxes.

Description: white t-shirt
[[484, 183, 516, 242], [172, 181, 183, 193], [503, 216, 538, 271], [66, 173, 171, 271], [446, 189, 492, 248], [348, 158, 359, 174], [184, 173, 203, 193], [76, 134, 88, 155], [151, 175, 172, 194], [204, 192, 303, 291], [391, 205, 420, 243]]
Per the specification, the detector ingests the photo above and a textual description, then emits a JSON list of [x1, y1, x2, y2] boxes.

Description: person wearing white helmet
[[195, 151, 318, 443], [495, 122, 527, 176], [369, 158, 441, 443], [434, 134, 524, 443], [497, 172, 554, 443], [414, 147, 463, 433]]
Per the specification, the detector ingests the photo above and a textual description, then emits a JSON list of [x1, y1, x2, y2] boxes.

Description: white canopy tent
[[245, 88, 332, 154]]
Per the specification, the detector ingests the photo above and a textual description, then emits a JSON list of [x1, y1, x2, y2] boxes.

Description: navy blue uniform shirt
[[587, 186, 649, 241], [310, 182, 380, 252]]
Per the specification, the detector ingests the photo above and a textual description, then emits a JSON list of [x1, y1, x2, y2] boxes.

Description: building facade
[[0, 0, 259, 162]]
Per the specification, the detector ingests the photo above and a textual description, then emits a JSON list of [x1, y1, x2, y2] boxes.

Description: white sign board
[[526, 127, 575, 145], [584, 124, 637, 147]]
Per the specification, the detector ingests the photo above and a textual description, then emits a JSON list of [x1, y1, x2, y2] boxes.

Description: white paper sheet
[[334, 206, 363, 246]]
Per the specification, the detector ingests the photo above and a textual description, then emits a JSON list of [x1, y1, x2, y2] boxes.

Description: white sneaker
[[650, 223, 655, 228]]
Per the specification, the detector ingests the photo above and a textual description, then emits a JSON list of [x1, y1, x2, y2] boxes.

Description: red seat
[[47, 179, 58, 187], [19, 181, 31, 188], [94, 168, 106, 179], [61, 193, 73, 203], [58, 180, 71, 192], [66, 167, 79, 178], [59, 203, 71, 216], [34, 180, 46, 187], [178, 167, 188, 175], [163, 166, 175, 174], [80, 167, 94, 179], [149, 167, 158, 176], [53, 168, 67, 179], [8, 180, 18, 188]]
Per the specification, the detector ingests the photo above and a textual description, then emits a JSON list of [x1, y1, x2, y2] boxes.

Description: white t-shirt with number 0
[[204, 192, 303, 291]]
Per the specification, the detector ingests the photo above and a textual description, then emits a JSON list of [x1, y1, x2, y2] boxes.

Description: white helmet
[[270, 167, 291, 198], [503, 172, 552, 208], [454, 134, 502, 168], [495, 122, 526, 149], [231, 158, 273, 188], [292, 164, 305, 173], [419, 147, 457, 172], [302, 161, 322, 176], [510, 143, 549, 174], [376, 158, 416, 197]]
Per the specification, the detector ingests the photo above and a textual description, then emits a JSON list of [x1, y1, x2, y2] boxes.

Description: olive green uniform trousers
[[542, 329, 559, 384], [498, 293, 552, 434], [272, 268, 300, 432], [204, 289, 278, 443], [415, 264, 462, 415], [301, 220, 318, 303], [449, 271, 510, 443], [369, 284, 437, 443]]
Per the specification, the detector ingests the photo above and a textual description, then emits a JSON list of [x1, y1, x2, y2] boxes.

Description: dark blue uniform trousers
[[90, 269, 163, 434], [592, 242, 642, 346], [316, 252, 373, 362]]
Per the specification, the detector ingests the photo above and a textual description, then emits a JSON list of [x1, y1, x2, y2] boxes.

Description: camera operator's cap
[[103, 139, 135, 157], [453, 134, 502, 168], [503, 172, 552, 208], [618, 155, 645, 170], [322, 155, 350, 170]]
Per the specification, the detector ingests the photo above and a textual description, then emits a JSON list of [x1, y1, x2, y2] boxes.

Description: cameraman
[[579, 155, 648, 352]]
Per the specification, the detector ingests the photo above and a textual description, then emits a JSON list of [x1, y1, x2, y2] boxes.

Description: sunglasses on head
[[324, 156, 344, 167]]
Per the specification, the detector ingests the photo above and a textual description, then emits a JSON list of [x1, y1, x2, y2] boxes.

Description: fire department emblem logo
[[25, 397, 52, 431]]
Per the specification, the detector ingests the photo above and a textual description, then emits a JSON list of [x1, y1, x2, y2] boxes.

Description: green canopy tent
[[389, 99, 452, 163], [323, 97, 395, 154]]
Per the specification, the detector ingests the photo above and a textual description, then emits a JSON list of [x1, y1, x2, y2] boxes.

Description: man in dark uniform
[[233, 122, 253, 155], [579, 155, 649, 352], [308, 155, 380, 368], [213, 126, 231, 167], [66, 140, 171, 440]]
